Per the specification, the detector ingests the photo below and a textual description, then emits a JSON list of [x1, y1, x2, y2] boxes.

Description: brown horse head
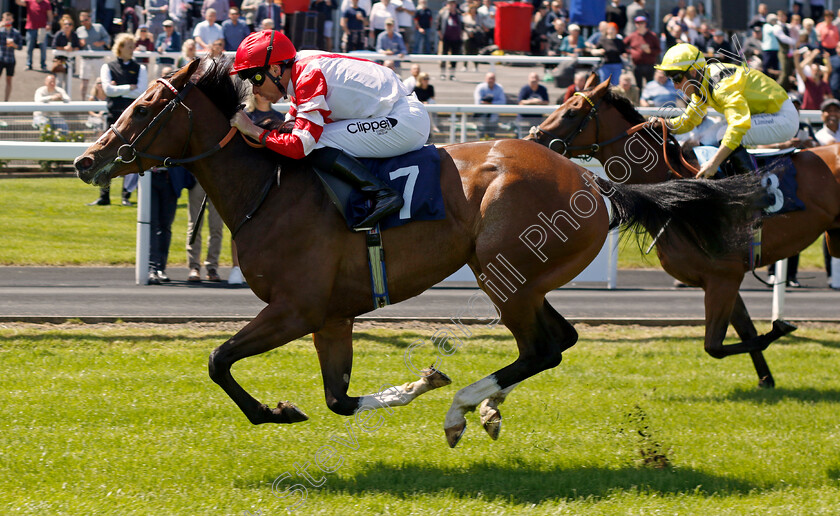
[[528, 78, 615, 159], [75, 59, 205, 186]]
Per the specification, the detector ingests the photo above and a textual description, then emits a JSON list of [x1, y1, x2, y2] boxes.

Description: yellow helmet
[[655, 43, 706, 72]]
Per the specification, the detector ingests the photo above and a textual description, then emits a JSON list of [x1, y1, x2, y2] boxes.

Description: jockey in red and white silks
[[271, 51, 430, 159], [229, 30, 428, 230], [230, 31, 430, 160]]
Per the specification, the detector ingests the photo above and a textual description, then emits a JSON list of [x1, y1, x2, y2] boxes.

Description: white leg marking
[[444, 375, 501, 428]]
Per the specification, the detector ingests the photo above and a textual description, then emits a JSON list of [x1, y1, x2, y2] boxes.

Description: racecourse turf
[[2, 323, 840, 515]]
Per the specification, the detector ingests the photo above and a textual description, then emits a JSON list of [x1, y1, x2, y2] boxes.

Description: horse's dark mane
[[597, 89, 647, 126], [595, 88, 697, 169], [193, 57, 249, 120], [191, 57, 290, 133]]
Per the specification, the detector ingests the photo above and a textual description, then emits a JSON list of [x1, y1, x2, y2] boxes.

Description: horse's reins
[[108, 76, 274, 241], [529, 92, 700, 179], [108, 78, 237, 175]]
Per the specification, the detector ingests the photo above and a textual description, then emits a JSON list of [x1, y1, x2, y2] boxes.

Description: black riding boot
[[720, 145, 757, 177], [121, 187, 133, 207], [309, 147, 404, 231], [86, 186, 110, 206]]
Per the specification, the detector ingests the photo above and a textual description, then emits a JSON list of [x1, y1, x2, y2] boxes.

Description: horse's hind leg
[[729, 293, 776, 388], [702, 279, 796, 359], [444, 298, 577, 447], [313, 318, 452, 417], [208, 303, 312, 425]]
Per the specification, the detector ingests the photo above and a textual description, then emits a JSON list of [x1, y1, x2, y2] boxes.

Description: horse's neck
[[189, 134, 280, 232], [599, 122, 686, 184]]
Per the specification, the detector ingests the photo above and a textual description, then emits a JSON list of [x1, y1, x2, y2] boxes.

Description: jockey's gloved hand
[[648, 117, 666, 133]]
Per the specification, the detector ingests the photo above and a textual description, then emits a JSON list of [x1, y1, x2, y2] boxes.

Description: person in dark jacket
[[87, 33, 148, 206], [148, 165, 195, 284]]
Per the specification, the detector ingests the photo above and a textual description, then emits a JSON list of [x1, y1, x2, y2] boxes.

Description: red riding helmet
[[230, 30, 297, 75]]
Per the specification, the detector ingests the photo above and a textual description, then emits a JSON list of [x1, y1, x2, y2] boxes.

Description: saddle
[[692, 145, 805, 216], [312, 145, 445, 231], [310, 145, 446, 310]]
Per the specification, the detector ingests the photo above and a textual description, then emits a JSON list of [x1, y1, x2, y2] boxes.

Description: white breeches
[[314, 94, 431, 158], [710, 99, 799, 147]]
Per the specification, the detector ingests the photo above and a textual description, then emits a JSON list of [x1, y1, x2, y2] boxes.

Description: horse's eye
[[134, 105, 148, 117], [563, 109, 578, 119]]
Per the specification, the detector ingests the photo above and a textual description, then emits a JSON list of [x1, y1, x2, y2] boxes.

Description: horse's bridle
[[108, 77, 236, 175], [528, 92, 698, 178], [527, 92, 614, 160]]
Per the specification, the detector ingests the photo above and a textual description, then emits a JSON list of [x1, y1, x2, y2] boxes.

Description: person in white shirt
[[477, 0, 495, 44], [393, 0, 415, 51], [403, 62, 420, 90], [33, 74, 70, 132], [193, 8, 224, 52], [815, 98, 840, 145], [369, 0, 398, 42]]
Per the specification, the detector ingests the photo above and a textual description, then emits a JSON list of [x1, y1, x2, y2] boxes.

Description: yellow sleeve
[[667, 93, 707, 135], [710, 70, 751, 150], [717, 91, 752, 150]]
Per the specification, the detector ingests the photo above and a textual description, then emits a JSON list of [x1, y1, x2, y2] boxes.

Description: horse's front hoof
[[772, 319, 797, 337], [422, 366, 453, 389], [444, 420, 467, 448], [758, 375, 776, 389], [480, 408, 502, 441], [271, 401, 309, 423]]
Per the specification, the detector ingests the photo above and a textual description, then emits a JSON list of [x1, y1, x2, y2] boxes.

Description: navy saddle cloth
[[693, 146, 804, 215], [752, 153, 805, 216], [325, 145, 446, 230]]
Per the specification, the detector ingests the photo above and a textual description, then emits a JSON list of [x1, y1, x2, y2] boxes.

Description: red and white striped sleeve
[[263, 59, 332, 159]]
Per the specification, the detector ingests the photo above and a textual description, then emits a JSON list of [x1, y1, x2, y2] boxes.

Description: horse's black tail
[[596, 175, 767, 258]]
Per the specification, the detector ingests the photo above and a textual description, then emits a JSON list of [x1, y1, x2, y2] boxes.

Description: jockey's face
[[670, 68, 698, 95], [252, 63, 292, 103]]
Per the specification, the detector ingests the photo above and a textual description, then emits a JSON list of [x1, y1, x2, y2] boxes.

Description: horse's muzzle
[[74, 154, 103, 185]]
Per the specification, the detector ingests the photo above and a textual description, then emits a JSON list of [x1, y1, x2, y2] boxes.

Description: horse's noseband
[[531, 92, 604, 161]]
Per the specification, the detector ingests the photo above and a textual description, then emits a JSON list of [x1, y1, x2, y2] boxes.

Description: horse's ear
[[592, 77, 613, 97], [583, 72, 599, 90], [169, 58, 201, 90]]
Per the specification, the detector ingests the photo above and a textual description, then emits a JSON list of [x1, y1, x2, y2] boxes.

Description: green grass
[[0, 177, 233, 266], [0, 177, 829, 268], [2, 323, 840, 515]]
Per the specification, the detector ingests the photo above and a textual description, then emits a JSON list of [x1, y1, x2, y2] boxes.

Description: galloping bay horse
[[529, 77, 840, 388], [74, 59, 765, 447]]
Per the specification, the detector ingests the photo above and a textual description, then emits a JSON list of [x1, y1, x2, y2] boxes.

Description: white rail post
[[449, 112, 457, 144], [832, 257, 840, 289], [135, 172, 152, 285], [771, 259, 787, 321], [607, 228, 618, 290], [460, 112, 467, 143]]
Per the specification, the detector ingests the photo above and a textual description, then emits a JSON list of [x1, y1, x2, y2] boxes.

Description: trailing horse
[[529, 76, 840, 388], [74, 59, 765, 447]]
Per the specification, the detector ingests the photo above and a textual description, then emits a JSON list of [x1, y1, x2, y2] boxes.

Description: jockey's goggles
[[238, 67, 267, 86], [664, 69, 688, 84]]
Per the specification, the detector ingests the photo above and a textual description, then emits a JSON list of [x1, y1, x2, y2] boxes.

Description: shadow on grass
[[241, 461, 757, 505], [724, 386, 840, 404], [669, 386, 840, 405]]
